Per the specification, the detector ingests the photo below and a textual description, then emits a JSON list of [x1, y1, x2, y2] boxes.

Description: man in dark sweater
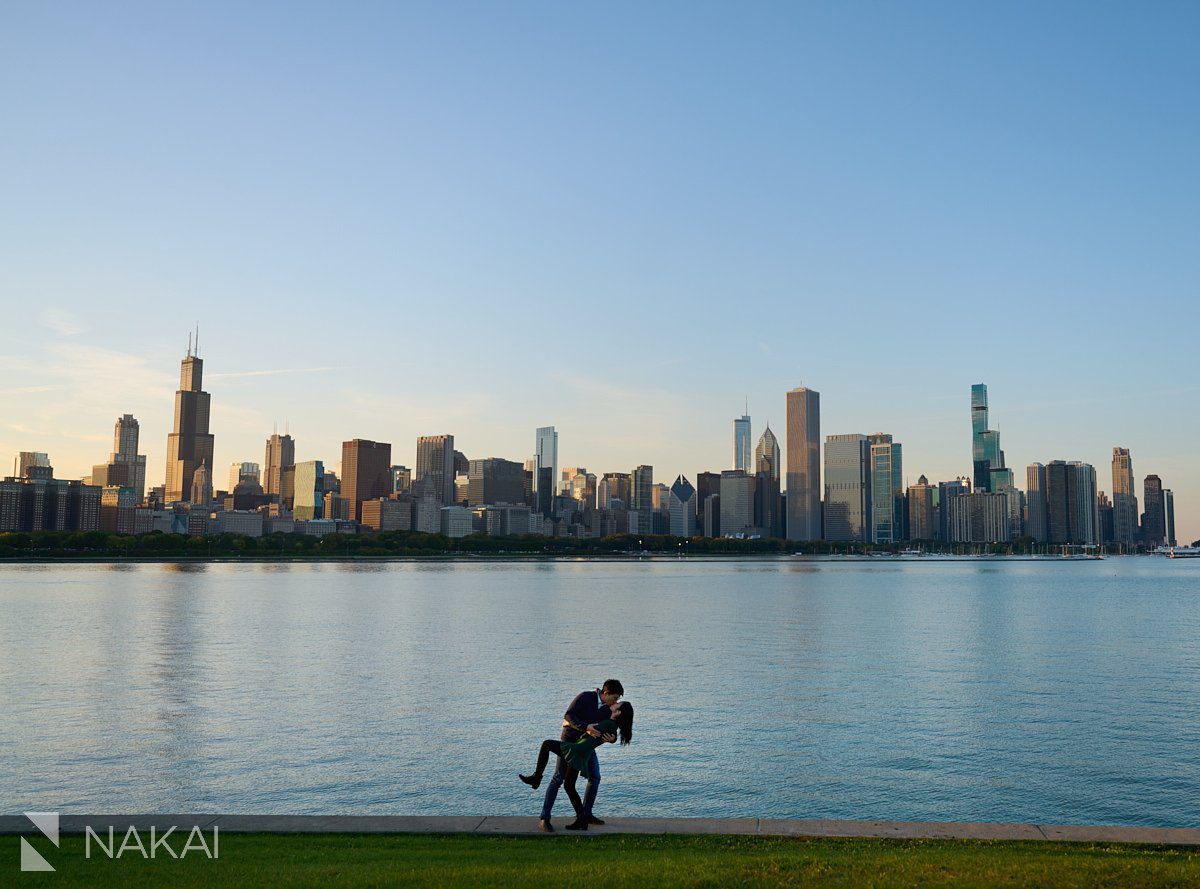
[[538, 679, 624, 832]]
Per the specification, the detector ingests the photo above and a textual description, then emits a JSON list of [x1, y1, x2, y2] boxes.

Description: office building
[[263, 433, 295, 498], [1111, 447, 1138, 545], [227, 461, 260, 493], [415, 434, 455, 506], [535, 426, 558, 500], [1097, 491, 1115, 544], [1046, 460, 1098, 545], [733, 410, 752, 472], [1164, 490, 1176, 546], [755, 425, 781, 481], [467, 458, 525, 507], [390, 465, 412, 495], [1141, 475, 1166, 547], [0, 476, 100, 532], [823, 434, 869, 542], [440, 505, 474, 538], [164, 339, 215, 504], [668, 475, 697, 537], [695, 471, 721, 537], [1025, 463, 1048, 542], [361, 497, 411, 532], [937, 478, 970, 541], [343, 439, 392, 523], [868, 433, 903, 544], [598, 472, 631, 509], [632, 465, 654, 515], [785, 387, 821, 541], [13, 452, 50, 479], [100, 486, 138, 534], [293, 460, 326, 521], [719, 469, 755, 537], [907, 475, 934, 540], [90, 415, 148, 503]]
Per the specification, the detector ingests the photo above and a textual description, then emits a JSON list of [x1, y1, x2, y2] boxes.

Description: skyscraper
[[1111, 447, 1138, 545], [970, 383, 1005, 492], [293, 460, 325, 521], [1141, 475, 1166, 546], [164, 338, 215, 504], [785, 387, 820, 541], [467, 458, 525, 507], [1046, 460, 1098, 545], [1025, 463, 1048, 542], [733, 410, 751, 472], [228, 462, 260, 492], [415, 434, 455, 505], [343, 439, 392, 522], [1164, 489, 1176, 546], [90, 414, 147, 503], [598, 472, 632, 509], [535, 426, 558, 500], [264, 433, 296, 499], [907, 475, 934, 541], [668, 475, 697, 537], [868, 433, 903, 543], [755, 425, 781, 481], [823, 433, 869, 542]]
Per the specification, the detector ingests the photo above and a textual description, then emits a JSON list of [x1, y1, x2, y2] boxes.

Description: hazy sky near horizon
[[1, 2, 1197, 540]]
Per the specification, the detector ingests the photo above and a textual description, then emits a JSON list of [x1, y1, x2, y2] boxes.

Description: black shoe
[[565, 819, 588, 831], [520, 773, 542, 790], [538, 819, 554, 833], [587, 816, 605, 826]]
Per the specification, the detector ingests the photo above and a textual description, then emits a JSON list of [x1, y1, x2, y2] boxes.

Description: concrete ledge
[[0, 815, 1196, 846]]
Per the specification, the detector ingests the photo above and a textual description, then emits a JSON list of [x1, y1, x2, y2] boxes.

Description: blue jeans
[[540, 749, 600, 821]]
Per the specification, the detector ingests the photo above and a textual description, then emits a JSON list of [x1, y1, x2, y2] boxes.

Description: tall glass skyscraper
[[971, 383, 1005, 492], [868, 433, 903, 544], [733, 412, 751, 472], [535, 426, 558, 499], [1111, 447, 1138, 545], [823, 433, 869, 542]]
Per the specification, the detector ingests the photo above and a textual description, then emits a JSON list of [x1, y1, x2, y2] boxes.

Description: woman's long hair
[[614, 701, 634, 745]]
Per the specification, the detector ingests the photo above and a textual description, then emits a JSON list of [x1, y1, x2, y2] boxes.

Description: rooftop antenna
[[187, 330, 192, 357], [745, 395, 749, 415], [195, 323, 200, 357]]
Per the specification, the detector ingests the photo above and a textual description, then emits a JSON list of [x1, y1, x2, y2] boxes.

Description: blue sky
[[1, 2, 1197, 540]]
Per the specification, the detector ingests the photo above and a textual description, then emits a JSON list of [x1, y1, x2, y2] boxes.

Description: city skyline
[[1, 4, 1196, 540]]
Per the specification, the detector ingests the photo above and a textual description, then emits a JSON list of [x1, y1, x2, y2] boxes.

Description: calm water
[[2, 557, 1198, 826]]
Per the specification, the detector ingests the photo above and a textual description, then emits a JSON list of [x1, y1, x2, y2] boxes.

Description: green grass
[[5, 833, 1199, 888]]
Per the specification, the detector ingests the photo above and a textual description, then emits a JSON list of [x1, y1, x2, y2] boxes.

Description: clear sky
[[1, 1, 1196, 541]]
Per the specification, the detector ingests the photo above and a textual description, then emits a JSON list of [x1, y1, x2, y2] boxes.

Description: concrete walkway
[[2, 815, 1198, 846]]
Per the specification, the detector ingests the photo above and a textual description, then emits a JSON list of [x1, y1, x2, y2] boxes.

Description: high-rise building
[[293, 460, 326, 521], [89, 415, 148, 503], [568, 470, 597, 510], [1111, 447, 1138, 545], [1025, 463, 1048, 542], [1046, 460, 1098, 545], [390, 465, 412, 495], [263, 433, 296, 499], [467, 458, 525, 507], [936, 478, 970, 541], [415, 435, 455, 506], [343, 439, 392, 522], [535, 426, 558, 499], [632, 465, 654, 514], [947, 491, 1010, 543], [695, 471, 721, 536], [228, 462, 260, 492], [164, 339, 215, 505], [755, 425, 781, 481], [669, 475, 697, 537], [907, 475, 934, 541], [598, 472, 632, 509], [719, 469, 755, 537], [1140, 475, 1166, 547], [1097, 491, 1115, 544], [823, 433, 870, 542], [1164, 490, 1176, 546], [785, 387, 821, 541], [970, 384, 1006, 493], [190, 461, 213, 506], [868, 433, 903, 544], [733, 410, 752, 472], [13, 452, 50, 479]]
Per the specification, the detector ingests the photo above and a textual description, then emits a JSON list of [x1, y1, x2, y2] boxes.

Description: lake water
[[2, 557, 1197, 826]]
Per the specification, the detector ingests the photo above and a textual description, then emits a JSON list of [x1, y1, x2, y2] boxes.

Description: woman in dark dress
[[519, 701, 634, 831]]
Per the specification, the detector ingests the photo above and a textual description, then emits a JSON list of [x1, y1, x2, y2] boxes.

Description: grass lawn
[[5, 832, 1198, 888]]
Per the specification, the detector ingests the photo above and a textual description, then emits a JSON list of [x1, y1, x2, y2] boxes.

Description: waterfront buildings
[[189, 461, 213, 506], [14, 452, 50, 480], [343, 439, 392, 522], [733, 411, 751, 473], [264, 433, 295, 498], [1164, 489, 1176, 546], [1046, 460, 1099, 545], [868, 433, 903, 544], [970, 383, 1006, 492], [823, 433, 870, 542], [632, 465, 654, 515], [415, 434, 455, 506], [1111, 447, 1138, 545], [90, 415, 147, 503], [164, 342, 215, 504], [719, 469, 755, 537], [1, 470, 101, 533], [598, 472, 631, 509], [947, 491, 1010, 543], [785, 387, 821, 541]]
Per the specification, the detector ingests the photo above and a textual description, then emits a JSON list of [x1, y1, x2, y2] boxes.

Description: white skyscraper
[[733, 409, 751, 472]]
